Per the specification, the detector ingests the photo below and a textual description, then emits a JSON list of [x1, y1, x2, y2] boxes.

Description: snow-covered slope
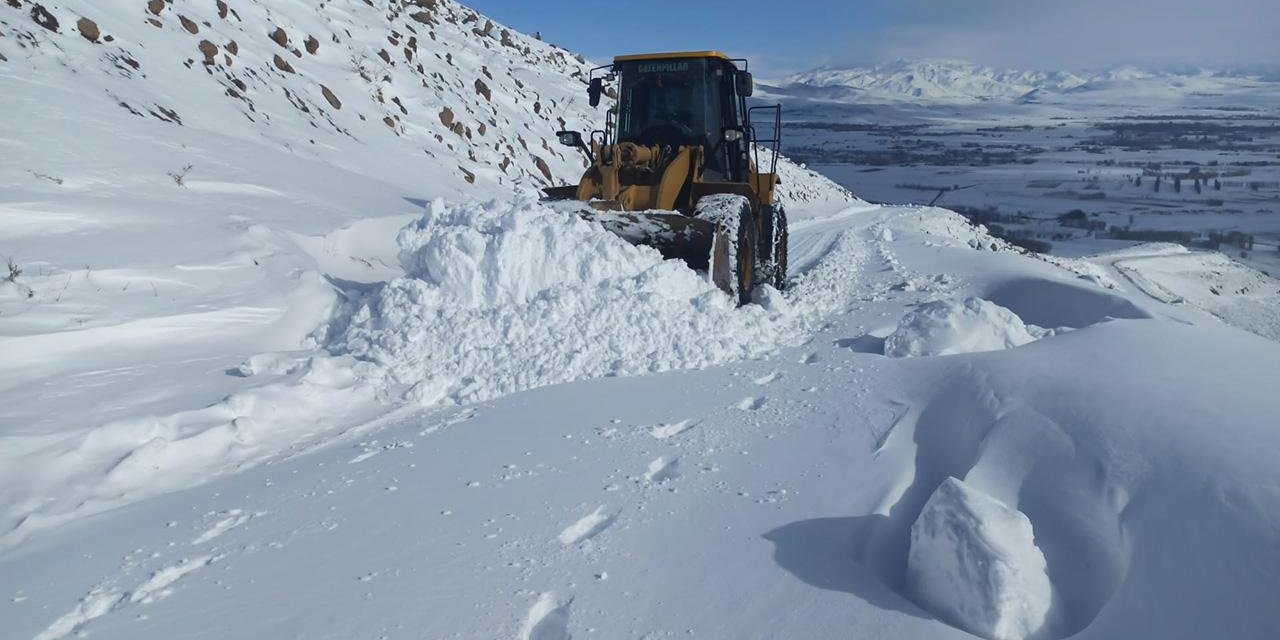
[[4, 3, 1280, 640], [0, 0, 607, 551], [0, 0, 855, 553], [771, 58, 1279, 105]]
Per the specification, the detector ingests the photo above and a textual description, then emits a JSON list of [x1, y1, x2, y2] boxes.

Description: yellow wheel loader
[[544, 51, 787, 305]]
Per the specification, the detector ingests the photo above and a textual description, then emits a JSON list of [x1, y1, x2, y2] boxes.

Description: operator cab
[[590, 51, 756, 182]]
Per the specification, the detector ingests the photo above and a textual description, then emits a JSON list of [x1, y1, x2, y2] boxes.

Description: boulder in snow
[[906, 477, 1054, 640], [884, 297, 1040, 358]]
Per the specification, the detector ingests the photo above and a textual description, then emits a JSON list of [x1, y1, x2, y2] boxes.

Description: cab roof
[[613, 51, 732, 63]]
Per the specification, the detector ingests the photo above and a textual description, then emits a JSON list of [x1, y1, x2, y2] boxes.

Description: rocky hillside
[[0, 0, 600, 192]]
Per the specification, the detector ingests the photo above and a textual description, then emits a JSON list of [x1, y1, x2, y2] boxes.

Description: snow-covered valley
[[3, 2, 1280, 639]]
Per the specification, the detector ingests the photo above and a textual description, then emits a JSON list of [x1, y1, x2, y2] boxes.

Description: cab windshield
[[615, 58, 720, 148]]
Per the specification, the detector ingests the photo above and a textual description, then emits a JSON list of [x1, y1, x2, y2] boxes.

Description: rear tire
[[696, 195, 758, 306], [773, 205, 788, 290], [759, 204, 789, 290]]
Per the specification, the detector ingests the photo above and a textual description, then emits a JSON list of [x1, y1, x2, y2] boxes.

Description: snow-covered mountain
[[778, 59, 1087, 103], [772, 58, 1279, 104], [4, 4, 1280, 640]]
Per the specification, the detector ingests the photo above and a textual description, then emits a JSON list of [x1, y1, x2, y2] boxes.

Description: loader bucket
[[581, 210, 718, 272]]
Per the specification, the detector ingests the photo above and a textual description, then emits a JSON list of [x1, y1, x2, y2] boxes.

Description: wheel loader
[[543, 51, 787, 305]]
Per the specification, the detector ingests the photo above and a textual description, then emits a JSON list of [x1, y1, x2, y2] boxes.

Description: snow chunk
[[906, 478, 1054, 640], [884, 297, 1040, 358]]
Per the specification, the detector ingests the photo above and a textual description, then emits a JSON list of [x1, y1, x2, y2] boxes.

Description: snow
[[883, 297, 1044, 358], [1091, 243, 1280, 341], [906, 477, 1055, 640], [3, 1, 1280, 639], [327, 194, 873, 406], [770, 58, 1277, 106]]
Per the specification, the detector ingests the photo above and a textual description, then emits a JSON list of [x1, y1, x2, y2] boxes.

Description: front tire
[[696, 194, 758, 306]]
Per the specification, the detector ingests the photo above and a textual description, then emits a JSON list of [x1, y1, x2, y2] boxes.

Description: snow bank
[[906, 477, 1054, 640], [330, 196, 859, 405], [884, 298, 1044, 358]]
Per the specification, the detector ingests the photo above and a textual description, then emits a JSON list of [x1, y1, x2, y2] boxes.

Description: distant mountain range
[[766, 59, 1280, 105]]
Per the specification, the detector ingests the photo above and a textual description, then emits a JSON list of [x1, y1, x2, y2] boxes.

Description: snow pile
[[906, 477, 1055, 640], [884, 298, 1043, 358], [330, 196, 855, 405]]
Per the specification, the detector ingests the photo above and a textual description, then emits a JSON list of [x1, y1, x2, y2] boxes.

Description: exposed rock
[[460, 166, 475, 184], [147, 0, 165, 16], [377, 49, 390, 63], [269, 26, 287, 48], [197, 39, 217, 61], [383, 116, 396, 129], [477, 123, 486, 136], [29, 4, 59, 32], [534, 156, 552, 182], [216, 0, 228, 19], [410, 12, 433, 25], [304, 35, 319, 55], [147, 17, 161, 28], [76, 17, 100, 42], [439, 107, 454, 126], [225, 40, 238, 55], [320, 85, 341, 109], [179, 15, 198, 34], [474, 78, 490, 101], [273, 53, 294, 73]]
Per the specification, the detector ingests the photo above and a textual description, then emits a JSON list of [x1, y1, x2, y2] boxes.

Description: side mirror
[[588, 77, 603, 107], [556, 130, 594, 162], [722, 128, 744, 143], [557, 130, 584, 148], [735, 71, 754, 97]]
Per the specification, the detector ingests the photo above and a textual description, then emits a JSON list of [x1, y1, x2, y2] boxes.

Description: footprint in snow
[[558, 506, 616, 545], [649, 419, 696, 439], [737, 397, 767, 411], [645, 456, 680, 483], [192, 509, 256, 545], [521, 592, 572, 640]]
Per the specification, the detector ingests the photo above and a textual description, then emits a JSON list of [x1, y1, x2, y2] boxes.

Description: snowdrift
[[884, 297, 1048, 358], [328, 195, 863, 405]]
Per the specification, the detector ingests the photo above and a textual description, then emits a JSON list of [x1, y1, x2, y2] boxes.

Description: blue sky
[[462, 0, 885, 76], [463, 0, 1280, 77]]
